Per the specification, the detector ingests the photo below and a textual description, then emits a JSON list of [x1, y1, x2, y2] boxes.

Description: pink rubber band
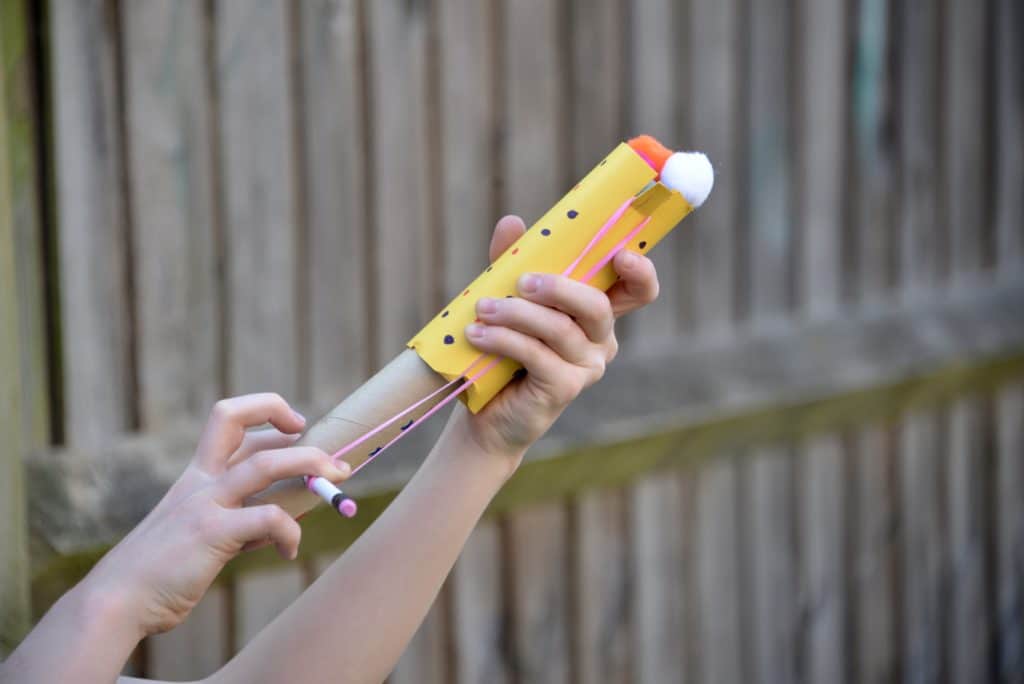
[[562, 196, 635, 278], [580, 216, 652, 282], [328, 354, 489, 463]]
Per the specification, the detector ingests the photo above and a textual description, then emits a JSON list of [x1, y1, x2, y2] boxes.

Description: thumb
[[489, 215, 527, 262]]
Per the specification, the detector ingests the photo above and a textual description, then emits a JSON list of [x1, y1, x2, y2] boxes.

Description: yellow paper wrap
[[408, 141, 695, 413]]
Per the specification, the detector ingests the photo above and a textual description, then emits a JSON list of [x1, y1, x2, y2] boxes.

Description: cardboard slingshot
[[249, 136, 713, 519]]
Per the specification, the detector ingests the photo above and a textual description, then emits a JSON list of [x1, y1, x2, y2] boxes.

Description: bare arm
[[213, 407, 514, 684]]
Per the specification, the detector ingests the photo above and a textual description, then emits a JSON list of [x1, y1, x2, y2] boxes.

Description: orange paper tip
[[628, 135, 673, 173]]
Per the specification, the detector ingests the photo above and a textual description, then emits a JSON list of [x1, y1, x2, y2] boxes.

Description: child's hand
[[449, 215, 660, 470], [82, 393, 351, 637]]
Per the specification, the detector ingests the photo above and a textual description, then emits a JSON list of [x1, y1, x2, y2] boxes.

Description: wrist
[[73, 569, 148, 645], [436, 406, 526, 482]]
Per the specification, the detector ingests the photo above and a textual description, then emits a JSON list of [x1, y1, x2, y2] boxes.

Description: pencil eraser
[[338, 498, 358, 518]]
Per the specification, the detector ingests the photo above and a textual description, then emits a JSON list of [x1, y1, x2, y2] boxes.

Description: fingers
[[466, 322, 584, 403], [607, 250, 660, 317], [195, 394, 306, 473], [227, 428, 302, 468], [475, 296, 592, 366], [489, 215, 527, 262], [223, 505, 302, 560], [515, 273, 614, 343], [215, 446, 350, 505]]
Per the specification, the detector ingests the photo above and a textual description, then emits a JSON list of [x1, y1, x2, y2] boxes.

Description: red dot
[[511, 248, 519, 255], [463, 289, 470, 297]]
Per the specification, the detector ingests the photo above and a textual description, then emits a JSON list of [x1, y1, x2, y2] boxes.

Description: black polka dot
[[506, 295, 514, 298], [541, 228, 551, 236], [400, 419, 414, 431], [639, 241, 647, 249], [444, 334, 455, 345], [442, 310, 449, 318], [567, 209, 578, 219], [370, 446, 382, 456], [486, 266, 493, 272]]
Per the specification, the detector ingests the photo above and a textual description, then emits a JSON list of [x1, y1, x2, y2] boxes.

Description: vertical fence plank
[[452, 519, 511, 684], [630, 474, 687, 683], [747, 0, 794, 325], [508, 503, 571, 684], [995, 0, 1023, 275], [797, 0, 845, 316], [3, 0, 49, 449], [690, 0, 739, 340], [234, 566, 305, 648], [995, 383, 1024, 679], [851, 423, 898, 683], [576, 488, 631, 684], [899, 409, 947, 683], [944, 0, 990, 282], [746, 446, 798, 684], [0, 8, 30, 646], [216, 0, 299, 397], [147, 585, 229, 680], [502, 0, 563, 223], [438, 0, 494, 297], [851, 0, 897, 307], [391, 591, 448, 684], [898, 0, 944, 297], [947, 396, 990, 683], [696, 457, 743, 684], [366, 0, 433, 361], [124, 0, 219, 427], [569, 0, 624, 175], [51, 0, 132, 446], [300, 0, 370, 406], [800, 434, 846, 684], [625, 0, 684, 342]]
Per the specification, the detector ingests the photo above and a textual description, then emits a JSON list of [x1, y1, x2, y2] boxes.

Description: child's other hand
[[83, 394, 351, 637], [450, 215, 660, 470]]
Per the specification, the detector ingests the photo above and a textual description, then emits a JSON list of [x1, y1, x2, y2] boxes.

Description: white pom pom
[[660, 152, 714, 208]]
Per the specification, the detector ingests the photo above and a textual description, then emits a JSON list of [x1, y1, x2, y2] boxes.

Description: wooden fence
[[2, 0, 1023, 681]]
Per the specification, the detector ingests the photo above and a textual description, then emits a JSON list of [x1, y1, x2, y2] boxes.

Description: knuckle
[[210, 398, 236, 422], [250, 452, 277, 480], [645, 276, 661, 303], [606, 336, 620, 362], [555, 313, 578, 339], [596, 293, 614, 322], [263, 392, 287, 409], [194, 509, 223, 544]]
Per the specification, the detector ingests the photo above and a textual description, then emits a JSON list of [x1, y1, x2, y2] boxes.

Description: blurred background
[[1, 0, 1022, 681]]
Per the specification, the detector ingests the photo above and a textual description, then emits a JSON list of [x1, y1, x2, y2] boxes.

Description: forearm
[[2, 577, 143, 684], [213, 409, 518, 684]]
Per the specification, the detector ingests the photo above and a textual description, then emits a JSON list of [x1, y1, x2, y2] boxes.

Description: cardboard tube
[[246, 349, 449, 518]]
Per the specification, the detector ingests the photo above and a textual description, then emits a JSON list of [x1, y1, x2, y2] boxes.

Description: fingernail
[[621, 251, 638, 269], [477, 297, 498, 315], [466, 323, 486, 339], [519, 273, 541, 293], [292, 409, 306, 424], [337, 461, 351, 476]]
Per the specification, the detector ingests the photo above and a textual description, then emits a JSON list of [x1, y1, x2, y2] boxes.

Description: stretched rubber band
[[327, 353, 490, 463], [350, 356, 501, 475], [562, 196, 636, 278]]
